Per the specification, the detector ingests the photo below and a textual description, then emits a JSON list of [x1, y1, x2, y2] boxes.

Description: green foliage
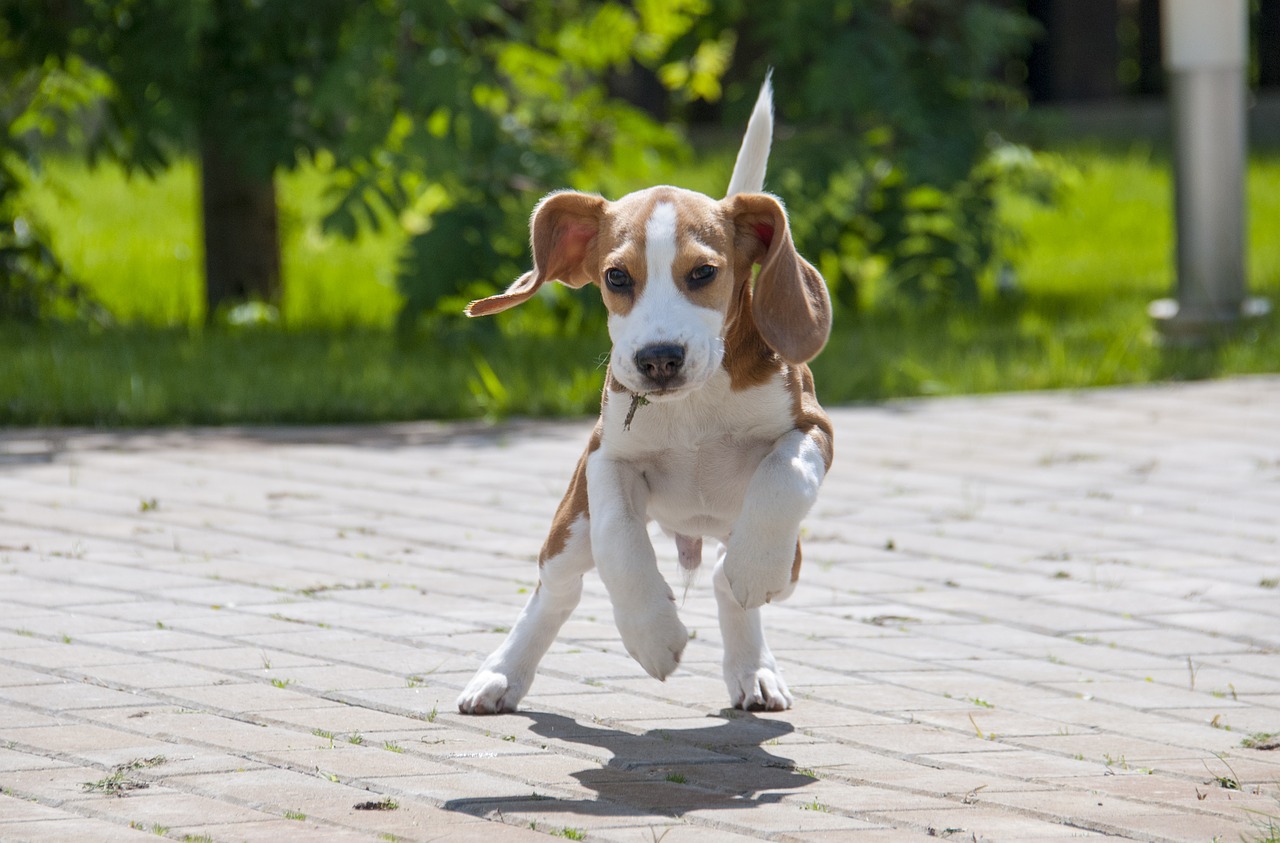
[[3, 1, 722, 325], [9, 143, 1279, 425], [776, 134, 1072, 310], [732, 0, 1040, 307], [5, 0, 372, 177], [756, 0, 1034, 183], [318, 0, 720, 331], [3, 0, 426, 317], [4, 0, 1041, 329], [0, 48, 108, 321], [0, 152, 78, 320]]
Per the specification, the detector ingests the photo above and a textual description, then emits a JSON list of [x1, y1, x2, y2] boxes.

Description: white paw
[[727, 665, 793, 711], [615, 596, 688, 680], [456, 669, 524, 715], [724, 544, 795, 610]]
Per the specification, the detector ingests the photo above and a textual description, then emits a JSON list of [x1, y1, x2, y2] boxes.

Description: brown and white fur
[[457, 78, 833, 714]]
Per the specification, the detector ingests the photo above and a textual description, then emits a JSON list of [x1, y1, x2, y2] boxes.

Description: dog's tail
[[725, 72, 774, 198]]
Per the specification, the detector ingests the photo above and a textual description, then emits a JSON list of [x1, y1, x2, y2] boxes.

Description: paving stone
[[0, 704, 66, 730], [7, 722, 175, 760], [780, 831, 958, 843], [68, 788, 280, 828], [66, 660, 236, 691], [331, 802, 559, 843], [592, 825, 796, 843], [878, 802, 1132, 839], [820, 722, 1026, 756], [0, 747, 75, 773], [259, 703, 441, 736], [3, 377, 1279, 841], [159, 681, 336, 713], [2, 762, 130, 803], [0, 816, 161, 842], [0, 794, 68, 823], [683, 799, 887, 836], [264, 744, 457, 779], [0, 642, 147, 671]]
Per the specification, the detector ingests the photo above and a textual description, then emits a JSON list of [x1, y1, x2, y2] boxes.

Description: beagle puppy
[[457, 77, 833, 713]]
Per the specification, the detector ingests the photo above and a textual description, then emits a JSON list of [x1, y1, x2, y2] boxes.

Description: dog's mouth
[[611, 362, 681, 400], [635, 384, 688, 401], [616, 375, 700, 403], [621, 384, 693, 431]]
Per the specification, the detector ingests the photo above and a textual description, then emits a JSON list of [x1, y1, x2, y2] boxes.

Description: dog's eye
[[604, 268, 633, 291], [688, 264, 718, 289]]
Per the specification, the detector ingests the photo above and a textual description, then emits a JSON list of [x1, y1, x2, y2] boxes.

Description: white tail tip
[[725, 72, 774, 198]]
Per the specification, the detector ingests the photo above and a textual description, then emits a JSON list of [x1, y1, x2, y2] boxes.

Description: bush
[[774, 132, 1070, 311], [0, 57, 107, 322], [728, 0, 1041, 308], [319, 0, 724, 334]]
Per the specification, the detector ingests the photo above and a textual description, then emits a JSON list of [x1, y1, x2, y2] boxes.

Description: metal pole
[[1150, 0, 1271, 341]]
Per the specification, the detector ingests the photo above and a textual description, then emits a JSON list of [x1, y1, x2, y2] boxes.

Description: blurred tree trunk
[[1136, 0, 1163, 95], [1026, 0, 1120, 101], [1262, 0, 1280, 89], [199, 138, 281, 320]]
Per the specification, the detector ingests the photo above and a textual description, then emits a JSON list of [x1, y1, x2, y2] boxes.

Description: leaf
[[396, 202, 505, 325]]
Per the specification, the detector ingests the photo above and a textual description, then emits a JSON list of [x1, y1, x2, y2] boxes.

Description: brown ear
[[465, 190, 607, 317], [725, 193, 831, 363]]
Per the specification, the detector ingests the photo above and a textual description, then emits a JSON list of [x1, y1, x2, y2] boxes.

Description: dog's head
[[466, 185, 830, 400]]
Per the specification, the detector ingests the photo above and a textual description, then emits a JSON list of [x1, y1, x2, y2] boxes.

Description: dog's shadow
[[445, 709, 818, 821]]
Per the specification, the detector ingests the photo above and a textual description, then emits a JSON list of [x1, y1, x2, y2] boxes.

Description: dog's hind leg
[[457, 452, 595, 715], [712, 547, 793, 711]]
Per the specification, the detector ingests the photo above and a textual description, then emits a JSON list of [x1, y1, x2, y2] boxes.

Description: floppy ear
[[725, 193, 832, 363], [465, 190, 607, 317]]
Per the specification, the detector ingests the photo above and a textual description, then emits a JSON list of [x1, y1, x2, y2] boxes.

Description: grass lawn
[[20, 160, 404, 329], [3, 143, 1279, 426]]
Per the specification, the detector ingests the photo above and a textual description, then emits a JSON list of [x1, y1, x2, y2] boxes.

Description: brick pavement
[[1, 376, 1278, 842]]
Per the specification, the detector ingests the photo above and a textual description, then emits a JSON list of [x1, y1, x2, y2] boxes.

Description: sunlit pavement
[[2, 376, 1278, 842]]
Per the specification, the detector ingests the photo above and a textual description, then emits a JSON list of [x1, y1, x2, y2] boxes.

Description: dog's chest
[[602, 369, 794, 537]]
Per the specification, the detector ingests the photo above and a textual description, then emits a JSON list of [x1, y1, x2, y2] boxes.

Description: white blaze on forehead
[[630, 201, 693, 326], [644, 201, 679, 286], [629, 200, 708, 330]]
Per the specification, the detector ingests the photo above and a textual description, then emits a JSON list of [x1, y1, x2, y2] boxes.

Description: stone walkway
[[1, 377, 1278, 843]]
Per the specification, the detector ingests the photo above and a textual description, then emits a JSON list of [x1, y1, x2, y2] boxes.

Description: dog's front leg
[[722, 428, 827, 610], [586, 453, 688, 680], [457, 448, 596, 715], [456, 536, 589, 714]]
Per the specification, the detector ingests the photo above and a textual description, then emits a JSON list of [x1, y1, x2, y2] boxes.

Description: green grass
[[810, 143, 1280, 401], [1, 323, 607, 424], [24, 158, 403, 328], [4, 144, 1279, 426]]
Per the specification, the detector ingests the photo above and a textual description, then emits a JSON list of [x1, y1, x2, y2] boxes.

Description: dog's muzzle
[[633, 343, 686, 390]]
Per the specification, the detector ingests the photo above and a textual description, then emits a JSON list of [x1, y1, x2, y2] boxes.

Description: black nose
[[634, 343, 686, 386]]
